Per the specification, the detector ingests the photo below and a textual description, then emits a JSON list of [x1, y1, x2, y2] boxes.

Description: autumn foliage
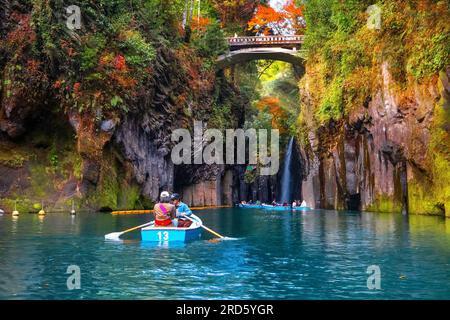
[[211, 0, 261, 27], [256, 96, 289, 133], [191, 17, 211, 33], [248, 1, 305, 35]]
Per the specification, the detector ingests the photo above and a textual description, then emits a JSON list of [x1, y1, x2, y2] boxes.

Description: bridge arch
[[216, 35, 305, 71], [217, 47, 304, 69]]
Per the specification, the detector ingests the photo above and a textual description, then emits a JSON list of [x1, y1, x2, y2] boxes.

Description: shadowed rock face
[[115, 115, 174, 201], [301, 63, 450, 216]]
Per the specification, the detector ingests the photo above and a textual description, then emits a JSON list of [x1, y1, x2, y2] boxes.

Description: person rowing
[[153, 191, 176, 227], [171, 193, 193, 228]]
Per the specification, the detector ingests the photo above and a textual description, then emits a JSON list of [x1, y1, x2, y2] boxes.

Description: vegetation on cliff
[[0, 0, 247, 211], [298, 0, 450, 215]]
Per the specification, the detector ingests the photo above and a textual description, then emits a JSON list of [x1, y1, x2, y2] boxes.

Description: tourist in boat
[[292, 201, 298, 208], [153, 191, 176, 227], [300, 200, 308, 208], [171, 193, 193, 228]]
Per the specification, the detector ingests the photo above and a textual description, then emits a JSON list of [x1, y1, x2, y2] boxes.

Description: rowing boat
[[141, 214, 203, 242], [262, 204, 292, 211]]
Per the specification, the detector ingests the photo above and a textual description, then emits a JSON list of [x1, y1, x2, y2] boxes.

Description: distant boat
[[292, 201, 312, 211], [141, 214, 203, 243], [238, 204, 263, 209], [262, 204, 292, 211]]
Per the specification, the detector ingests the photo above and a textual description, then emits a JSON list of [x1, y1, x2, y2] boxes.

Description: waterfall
[[279, 137, 294, 204]]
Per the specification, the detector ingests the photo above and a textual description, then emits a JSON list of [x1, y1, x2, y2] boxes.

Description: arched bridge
[[217, 35, 305, 70]]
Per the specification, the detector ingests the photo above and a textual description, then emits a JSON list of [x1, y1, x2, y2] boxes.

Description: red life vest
[[155, 204, 172, 226], [155, 219, 172, 227]]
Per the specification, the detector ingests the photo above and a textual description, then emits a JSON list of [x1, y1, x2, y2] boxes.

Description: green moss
[[317, 76, 344, 122], [366, 193, 402, 213], [28, 163, 54, 198], [408, 73, 450, 216], [117, 184, 141, 210], [0, 154, 27, 168], [1, 198, 34, 213], [137, 195, 155, 210], [408, 177, 444, 215], [0, 145, 28, 168], [88, 162, 119, 211]]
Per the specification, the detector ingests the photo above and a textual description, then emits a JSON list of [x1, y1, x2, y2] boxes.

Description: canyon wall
[[300, 65, 450, 217]]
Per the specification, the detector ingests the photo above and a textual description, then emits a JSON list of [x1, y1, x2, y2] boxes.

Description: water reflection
[[0, 209, 450, 299]]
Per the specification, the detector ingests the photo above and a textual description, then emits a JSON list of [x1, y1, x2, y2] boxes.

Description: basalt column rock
[[300, 62, 448, 215], [115, 115, 174, 201]]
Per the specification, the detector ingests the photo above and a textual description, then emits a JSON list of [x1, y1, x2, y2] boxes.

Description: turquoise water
[[1, 208, 450, 300]]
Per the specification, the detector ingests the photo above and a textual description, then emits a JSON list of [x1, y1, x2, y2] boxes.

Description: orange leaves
[[110, 73, 137, 89], [26, 59, 41, 74], [248, 1, 305, 35], [174, 47, 215, 99], [97, 52, 135, 89], [73, 82, 82, 95], [6, 12, 36, 53], [248, 5, 284, 35], [283, 0, 305, 34], [114, 54, 127, 71], [191, 17, 211, 33], [53, 80, 63, 89], [256, 96, 288, 132], [257, 96, 282, 115]]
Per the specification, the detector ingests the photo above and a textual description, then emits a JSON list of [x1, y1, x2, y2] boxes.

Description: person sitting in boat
[[153, 191, 176, 228], [292, 201, 298, 207], [171, 193, 193, 228], [271, 200, 277, 206], [300, 200, 308, 208]]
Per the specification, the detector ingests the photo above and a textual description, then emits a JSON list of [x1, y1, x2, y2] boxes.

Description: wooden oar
[[183, 215, 225, 239], [105, 222, 153, 241]]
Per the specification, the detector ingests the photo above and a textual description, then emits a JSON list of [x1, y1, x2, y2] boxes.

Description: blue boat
[[141, 214, 203, 243], [238, 204, 263, 209], [262, 204, 292, 211]]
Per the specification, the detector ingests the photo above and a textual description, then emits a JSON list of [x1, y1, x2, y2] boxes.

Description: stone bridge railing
[[228, 35, 304, 48]]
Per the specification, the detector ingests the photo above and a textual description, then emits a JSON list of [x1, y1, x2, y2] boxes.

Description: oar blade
[[105, 232, 123, 241]]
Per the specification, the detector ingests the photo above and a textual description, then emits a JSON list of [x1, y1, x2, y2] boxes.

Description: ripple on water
[[1, 210, 450, 299]]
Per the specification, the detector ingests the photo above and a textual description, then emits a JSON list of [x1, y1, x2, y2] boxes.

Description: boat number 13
[[157, 231, 169, 241]]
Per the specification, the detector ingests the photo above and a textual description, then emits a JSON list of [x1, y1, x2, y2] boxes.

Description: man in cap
[[171, 193, 193, 228]]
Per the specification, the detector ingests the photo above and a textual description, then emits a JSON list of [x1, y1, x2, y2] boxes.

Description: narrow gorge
[[0, 0, 448, 218]]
